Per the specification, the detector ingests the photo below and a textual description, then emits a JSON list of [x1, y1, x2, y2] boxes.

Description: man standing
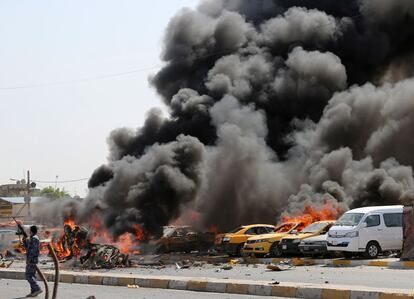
[[23, 225, 42, 297]]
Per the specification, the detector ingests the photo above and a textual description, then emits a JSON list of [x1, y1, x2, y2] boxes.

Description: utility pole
[[25, 170, 31, 217]]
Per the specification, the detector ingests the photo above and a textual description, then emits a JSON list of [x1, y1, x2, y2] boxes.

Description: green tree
[[40, 186, 70, 199]]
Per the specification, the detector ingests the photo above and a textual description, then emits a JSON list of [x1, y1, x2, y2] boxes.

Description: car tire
[[365, 241, 381, 259], [236, 243, 244, 257], [270, 242, 282, 257]]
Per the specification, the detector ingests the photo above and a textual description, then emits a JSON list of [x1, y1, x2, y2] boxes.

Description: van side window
[[383, 213, 402, 227], [365, 215, 380, 227]]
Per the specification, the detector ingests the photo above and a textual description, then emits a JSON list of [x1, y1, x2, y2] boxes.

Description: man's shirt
[[24, 235, 40, 264]]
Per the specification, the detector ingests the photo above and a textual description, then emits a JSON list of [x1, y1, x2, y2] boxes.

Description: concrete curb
[[0, 268, 413, 299], [243, 257, 414, 269]]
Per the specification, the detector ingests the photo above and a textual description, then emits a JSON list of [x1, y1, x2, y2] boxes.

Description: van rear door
[[382, 213, 403, 250]]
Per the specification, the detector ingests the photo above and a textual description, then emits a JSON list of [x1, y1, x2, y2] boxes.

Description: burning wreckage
[[51, 219, 133, 269]]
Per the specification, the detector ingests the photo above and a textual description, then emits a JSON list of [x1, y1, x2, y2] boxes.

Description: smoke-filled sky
[[0, 0, 198, 196], [13, 0, 414, 237], [85, 0, 414, 237]]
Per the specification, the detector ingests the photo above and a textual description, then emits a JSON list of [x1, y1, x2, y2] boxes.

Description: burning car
[[243, 222, 304, 257], [280, 221, 335, 256], [155, 226, 215, 253], [218, 224, 275, 257]]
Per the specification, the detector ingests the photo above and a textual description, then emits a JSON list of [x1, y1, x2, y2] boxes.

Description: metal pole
[[35, 265, 49, 299], [27, 170, 31, 217], [47, 243, 59, 299]]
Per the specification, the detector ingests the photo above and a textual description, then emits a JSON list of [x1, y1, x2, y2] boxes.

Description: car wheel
[[270, 242, 282, 257], [236, 243, 244, 257], [365, 241, 381, 259]]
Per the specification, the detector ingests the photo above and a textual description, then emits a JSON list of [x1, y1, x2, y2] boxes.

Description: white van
[[327, 205, 403, 258]]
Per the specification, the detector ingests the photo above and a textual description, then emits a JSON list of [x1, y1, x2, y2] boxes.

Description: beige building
[[0, 197, 46, 218]]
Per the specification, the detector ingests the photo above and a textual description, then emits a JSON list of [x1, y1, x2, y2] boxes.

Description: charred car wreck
[[55, 223, 129, 269]]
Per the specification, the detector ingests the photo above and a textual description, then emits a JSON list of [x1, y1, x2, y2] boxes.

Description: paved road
[[76, 263, 414, 290], [9, 259, 414, 290], [0, 279, 292, 299]]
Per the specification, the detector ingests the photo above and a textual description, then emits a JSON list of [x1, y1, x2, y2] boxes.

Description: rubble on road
[[266, 260, 295, 271], [221, 264, 233, 270], [0, 258, 13, 268], [175, 260, 193, 269]]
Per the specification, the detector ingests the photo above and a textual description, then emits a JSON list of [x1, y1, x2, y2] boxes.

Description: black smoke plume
[[86, 0, 414, 235]]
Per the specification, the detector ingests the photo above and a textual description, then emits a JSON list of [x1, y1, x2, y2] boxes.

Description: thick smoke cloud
[[84, 0, 414, 234]]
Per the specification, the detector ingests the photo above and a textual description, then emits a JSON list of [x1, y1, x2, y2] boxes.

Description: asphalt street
[[68, 263, 414, 290], [7, 258, 414, 291], [0, 279, 292, 299]]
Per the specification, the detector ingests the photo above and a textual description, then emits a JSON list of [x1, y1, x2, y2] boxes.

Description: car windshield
[[301, 222, 328, 234], [228, 226, 243, 234], [274, 223, 294, 233], [335, 213, 364, 226]]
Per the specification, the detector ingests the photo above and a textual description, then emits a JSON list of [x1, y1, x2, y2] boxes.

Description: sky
[[0, 0, 199, 196]]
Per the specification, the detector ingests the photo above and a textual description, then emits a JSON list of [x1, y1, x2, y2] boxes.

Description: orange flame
[[64, 218, 76, 230], [89, 217, 145, 254], [281, 202, 343, 228]]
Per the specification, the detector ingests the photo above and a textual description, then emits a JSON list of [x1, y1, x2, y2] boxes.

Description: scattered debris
[[221, 264, 233, 270], [229, 258, 242, 265], [80, 244, 129, 269], [270, 281, 280, 285], [127, 284, 140, 288], [0, 260, 13, 268], [267, 261, 294, 271], [176, 260, 193, 269], [267, 264, 283, 271]]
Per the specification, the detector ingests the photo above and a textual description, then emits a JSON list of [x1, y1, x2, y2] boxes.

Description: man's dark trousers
[[25, 263, 40, 293]]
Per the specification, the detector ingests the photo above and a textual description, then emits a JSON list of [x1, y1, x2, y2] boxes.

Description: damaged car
[[243, 222, 304, 257], [218, 224, 276, 257], [155, 226, 214, 253], [280, 221, 335, 256], [298, 233, 329, 257]]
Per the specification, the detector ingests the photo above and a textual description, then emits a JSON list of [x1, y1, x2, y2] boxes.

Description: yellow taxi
[[279, 220, 335, 255], [242, 222, 304, 257], [218, 224, 275, 256]]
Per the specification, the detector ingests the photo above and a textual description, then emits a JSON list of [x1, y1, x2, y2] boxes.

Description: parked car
[[327, 205, 403, 258], [219, 224, 276, 256], [280, 221, 335, 255], [155, 226, 215, 253], [298, 233, 329, 256], [243, 222, 304, 257]]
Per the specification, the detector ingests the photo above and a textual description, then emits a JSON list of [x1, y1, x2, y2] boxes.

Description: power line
[[0, 48, 234, 90], [0, 13, 364, 91], [33, 177, 89, 184], [0, 65, 161, 90]]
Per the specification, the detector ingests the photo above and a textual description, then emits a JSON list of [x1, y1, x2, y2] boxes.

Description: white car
[[327, 205, 403, 258]]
